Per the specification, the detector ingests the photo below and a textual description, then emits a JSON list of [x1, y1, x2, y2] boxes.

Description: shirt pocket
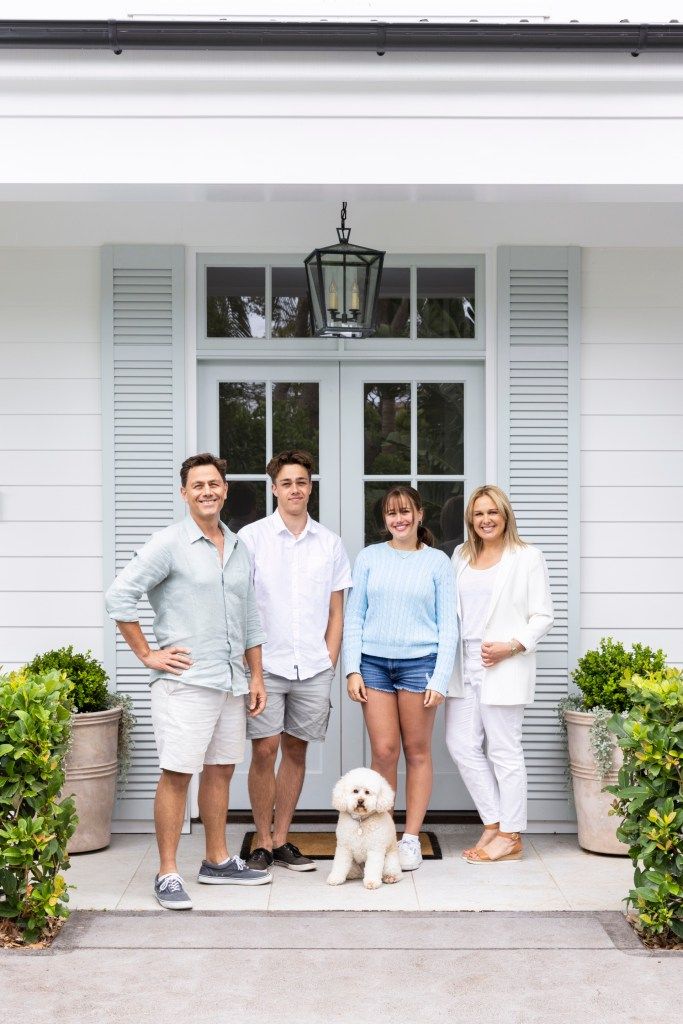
[[305, 553, 330, 585]]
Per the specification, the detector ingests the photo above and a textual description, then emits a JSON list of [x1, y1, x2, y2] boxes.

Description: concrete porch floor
[[64, 823, 634, 912]]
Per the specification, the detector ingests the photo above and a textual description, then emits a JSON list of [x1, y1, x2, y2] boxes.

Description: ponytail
[[417, 523, 435, 548]]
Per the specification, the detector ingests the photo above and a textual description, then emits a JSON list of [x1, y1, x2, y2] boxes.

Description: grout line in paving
[[113, 838, 156, 910], [527, 837, 574, 909]]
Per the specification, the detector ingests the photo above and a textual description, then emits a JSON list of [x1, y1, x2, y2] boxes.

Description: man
[[238, 450, 352, 872], [105, 453, 272, 910]]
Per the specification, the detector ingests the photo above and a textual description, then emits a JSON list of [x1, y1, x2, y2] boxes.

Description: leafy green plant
[[608, 668, 683, 948], [24, 645, 109, 713], [0, 668, 78, 945], [571, 638, 666, 715], [22, 646, 136, 790]]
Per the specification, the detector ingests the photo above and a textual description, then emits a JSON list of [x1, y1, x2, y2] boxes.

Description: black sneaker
[[272, 842, 316, 872], [246, 847, 275, 871]]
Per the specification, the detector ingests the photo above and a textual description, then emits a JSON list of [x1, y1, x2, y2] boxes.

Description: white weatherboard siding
[[581, 248, 683, 667], [0, 248, 103, 672]]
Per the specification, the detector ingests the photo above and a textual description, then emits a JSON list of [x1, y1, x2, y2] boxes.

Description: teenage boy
[[105, 453, 272, 910], [238, 450, 352, 871]]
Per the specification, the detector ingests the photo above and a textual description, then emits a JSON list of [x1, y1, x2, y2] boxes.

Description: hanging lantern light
[[304, 202, 385, 338]]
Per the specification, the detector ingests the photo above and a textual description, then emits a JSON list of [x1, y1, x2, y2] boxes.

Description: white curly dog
[[327, 767, 402, 890]]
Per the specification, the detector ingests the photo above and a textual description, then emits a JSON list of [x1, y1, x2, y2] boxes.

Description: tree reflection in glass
[[417, 383, 464, 475], [272, 268, 313, 338], [416, 268, 475, 339], [272, 382, 320, 470], [364, 384, 411, 474], [219, 382, 266, 473], [207, 267, 266, 338]]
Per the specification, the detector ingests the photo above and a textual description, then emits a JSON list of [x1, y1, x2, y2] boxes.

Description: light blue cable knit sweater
[[343, 542, 458, 696]]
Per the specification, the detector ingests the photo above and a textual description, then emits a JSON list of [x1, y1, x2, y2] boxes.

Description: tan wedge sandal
[[461, 824, 499, 860], [465, 832, 523, 864]]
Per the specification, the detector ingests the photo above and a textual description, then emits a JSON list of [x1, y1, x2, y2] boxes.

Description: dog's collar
[[349, 812, 365, 822]]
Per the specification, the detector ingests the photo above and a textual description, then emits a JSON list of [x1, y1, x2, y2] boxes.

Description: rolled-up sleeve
[[244, 578, 266, 650], [105, 536, 172, 623]]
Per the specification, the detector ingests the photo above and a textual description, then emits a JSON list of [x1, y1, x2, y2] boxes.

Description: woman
[[343, 486, 457, 872], [445, 485, 553, 864]]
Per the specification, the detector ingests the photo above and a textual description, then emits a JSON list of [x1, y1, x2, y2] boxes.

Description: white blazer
[[447, 544, 554, 706]]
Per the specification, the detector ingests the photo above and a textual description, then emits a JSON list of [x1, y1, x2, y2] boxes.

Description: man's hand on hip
[[248, 673, 267, 717], [141, 646, 192, 675]]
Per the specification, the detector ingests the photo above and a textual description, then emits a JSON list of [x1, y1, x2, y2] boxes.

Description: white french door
[[198, 359, 485, 811], [198, 361, 341, 809], [339, 362, 484, 810]]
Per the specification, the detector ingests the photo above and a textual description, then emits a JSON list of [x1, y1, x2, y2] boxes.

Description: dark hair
[[266, 449, 314, 483], [381, 486, 434, 549], [180, 452, 227, 488]]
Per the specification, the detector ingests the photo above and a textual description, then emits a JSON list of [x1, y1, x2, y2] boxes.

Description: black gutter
[[0, 20, 682, 57]]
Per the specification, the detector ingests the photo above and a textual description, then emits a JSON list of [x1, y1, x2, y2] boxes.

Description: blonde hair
[[460, 485, 526, 564]]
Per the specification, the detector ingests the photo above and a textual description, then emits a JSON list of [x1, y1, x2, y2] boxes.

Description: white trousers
[[444, 684, 527, 832]]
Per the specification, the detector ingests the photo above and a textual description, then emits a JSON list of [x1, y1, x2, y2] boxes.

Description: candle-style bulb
[[328, 279, 338, 311], [351, 280, 360, 310]]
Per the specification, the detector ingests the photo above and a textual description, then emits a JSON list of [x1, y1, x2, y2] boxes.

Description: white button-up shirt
[[238, 510, 352, 680]]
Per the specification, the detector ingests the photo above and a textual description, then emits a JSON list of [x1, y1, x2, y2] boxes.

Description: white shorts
[[151, 680, 247, 775]]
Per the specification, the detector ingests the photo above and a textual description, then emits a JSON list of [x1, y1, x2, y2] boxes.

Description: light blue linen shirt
[[105, 517, 265, 694]]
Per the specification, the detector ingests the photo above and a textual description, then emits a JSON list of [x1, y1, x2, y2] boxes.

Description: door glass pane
[[375, 268, 410, 338], [222, 481, 266, 533], [416, 268, 475, 340], [364, 383, 411, 474], [364, 481, 406, 546], [272, 268, 313, 338], [417, 382, 464, 475], [272, 382, 320, 471], [418, 481, 465, 557], [219, 382, 266, 473], [207, 267, 266, 338]]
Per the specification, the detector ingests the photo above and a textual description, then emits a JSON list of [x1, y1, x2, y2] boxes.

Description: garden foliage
[[571, 637, 666, 714], [608, 668, 683, 947], [24, 645, 110, 713], [0, 668, 78, 944]]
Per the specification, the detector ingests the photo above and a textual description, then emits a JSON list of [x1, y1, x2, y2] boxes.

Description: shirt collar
[[271, 508, 319, 539], [184, 515, 235, 547]]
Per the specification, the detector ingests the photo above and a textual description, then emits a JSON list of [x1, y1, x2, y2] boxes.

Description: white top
[[459, 562, 500, 642], [238, 509, 353, 680]]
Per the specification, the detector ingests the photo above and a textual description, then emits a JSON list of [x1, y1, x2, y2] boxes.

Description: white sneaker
[[397, 836, 423, 871]]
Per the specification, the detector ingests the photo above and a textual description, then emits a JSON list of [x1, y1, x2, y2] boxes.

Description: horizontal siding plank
[[0, 249, 98, 305], [0, 343, 100, 379], [581, 451, 683, 487], [0, 305, 97, 344], [0, 556, 102, 592], [581, 487, 683, 522], [581, 593, 683, 630], [0, 627, 104, 664], [582, 522, 683, 558], [581, 628, 682, 664], [0, 379, 101, 416], [581, 557, 683, 594], [582, 343, 683, 380], [0, 486, 102, 522], [581, 379, 682, 416], [0, 451, 102, 485], [581, 415, 683, 452], [0, 523, 102, 557], [582, 306, 683, 346], [0, 593, 103, 629], [0, 415, 102, 451]]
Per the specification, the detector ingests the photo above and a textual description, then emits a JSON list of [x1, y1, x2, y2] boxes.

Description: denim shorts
[[360, 653, 438, 695]]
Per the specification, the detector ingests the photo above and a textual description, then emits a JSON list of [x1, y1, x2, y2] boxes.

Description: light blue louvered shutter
[[101, 245, 186, 829], [497, 246, 580, 826]]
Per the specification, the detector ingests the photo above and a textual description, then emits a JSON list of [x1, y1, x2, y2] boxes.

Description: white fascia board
[[2, 116, 683, 186]]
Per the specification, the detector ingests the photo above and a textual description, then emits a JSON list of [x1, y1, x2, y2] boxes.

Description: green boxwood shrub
[[23, 645, 110, 714], [571, 637, 666, 714], [0, 668, 78, 945], [608, 668, 683, 948]]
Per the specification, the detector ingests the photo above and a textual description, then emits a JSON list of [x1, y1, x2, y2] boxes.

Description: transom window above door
[[200, 258, 482, 346]]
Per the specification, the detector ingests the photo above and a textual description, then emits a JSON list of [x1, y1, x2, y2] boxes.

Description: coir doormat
[[239, 830, 442, 861]]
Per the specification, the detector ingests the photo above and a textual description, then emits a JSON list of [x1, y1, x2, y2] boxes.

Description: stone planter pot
[[64, 707, 121, 854], [564, 708, 628, 855]]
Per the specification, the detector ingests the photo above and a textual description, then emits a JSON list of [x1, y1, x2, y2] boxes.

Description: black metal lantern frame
[[304, 202, 385, 338]]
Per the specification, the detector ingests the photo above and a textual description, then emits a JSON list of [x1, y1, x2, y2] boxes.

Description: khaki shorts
[[151, 679, 247, 775], [247, 668, 334, 744]]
